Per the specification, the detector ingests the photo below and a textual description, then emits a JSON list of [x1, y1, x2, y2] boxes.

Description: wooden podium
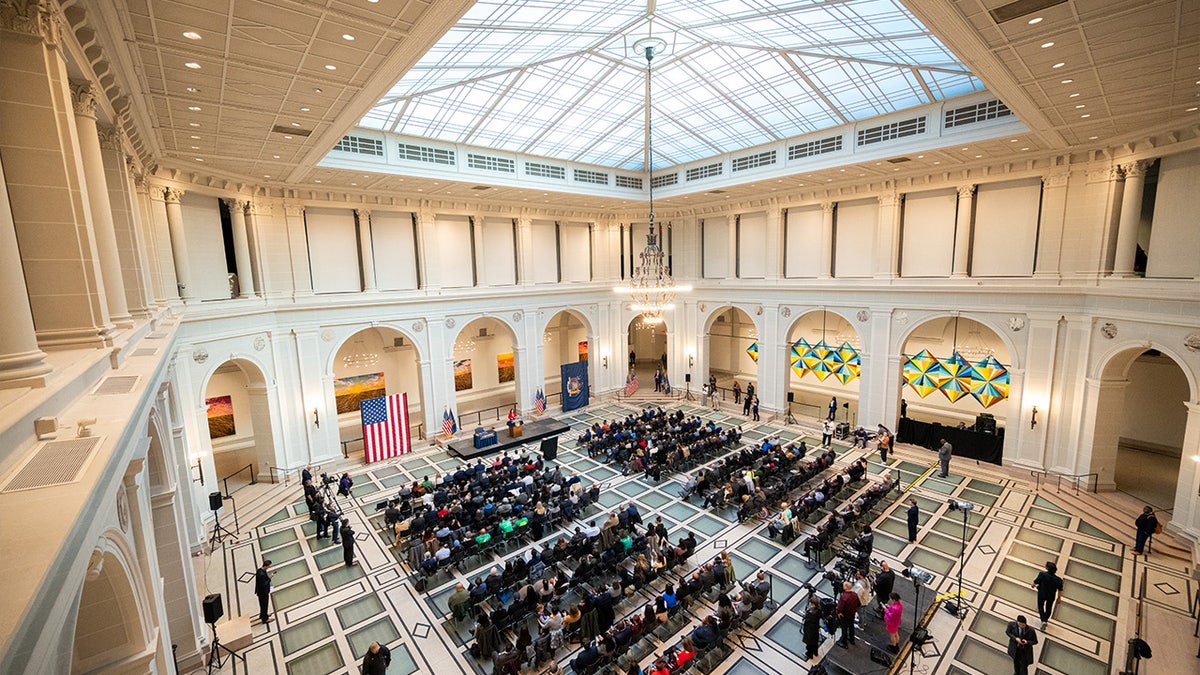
[[509, 422, 523, 438]]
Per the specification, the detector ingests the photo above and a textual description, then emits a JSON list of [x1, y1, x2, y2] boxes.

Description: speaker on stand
[[683, 373, 695, 401], [203, 593, 246, 674], [207, 491, 239, 551], [785, 391, 797, 424]]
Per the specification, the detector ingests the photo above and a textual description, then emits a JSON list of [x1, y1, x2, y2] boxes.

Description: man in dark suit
[[361, 641, 391, 675], [341, 519, 357, 566], [254, 559, 273, 624], [907, 499, 920, 543], [1006, 615, 1038, 675], [1031, 561, 1063, 628]]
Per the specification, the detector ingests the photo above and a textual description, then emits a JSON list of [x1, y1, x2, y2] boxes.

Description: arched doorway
[[452, 317, 518, 418], [202, 358, 276, 487], [543, 310, 592, 407], [898, 316, 1012, 429], [786, 310, 863, 424], [331, 327, 424, 453], [705, 306, 760, 405], [72, 542, 152, 673], [1095, 348, 1191, 508], [627, 314, 669, 392]]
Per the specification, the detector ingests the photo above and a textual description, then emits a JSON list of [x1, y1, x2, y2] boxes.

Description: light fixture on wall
[[613, 34, 689, 323], [341, 337, 379, 370], [602, 355, 608, 369], [191, 454, 204, 485], [1030, 405, 1038, 429], [688, 354, 695, 368], [312, 408, 320, 428]]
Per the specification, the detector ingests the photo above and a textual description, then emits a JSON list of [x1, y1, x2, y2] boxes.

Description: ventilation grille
[[398, 143, 455, 166], [732, 150, 777, 172], [333, 135, 384, 156], [525, 162, 566, 180], [856, 116, 927, 146], [131, 348, 158, 358], [686, 162, 723, 181], [945, 99, 1013, 128], [1, 437, 102, 493], [94, 376, 139, 396], [271, 125, 312, 137], [573, 168, 609, 186], [146, 332, 167, 340], [466, 153, 516, 173], [990, 0, 1068, 24], [651, 173, 678, 188], [615, 175, 643, 190], [789, 135, 843, 160]]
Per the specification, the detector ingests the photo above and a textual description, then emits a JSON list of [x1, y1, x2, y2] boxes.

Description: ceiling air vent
[[574, 168, 609, 186], [1, 436, 102, 493], [856, 116, 927, 147], [789, 136, 843, 160], [333, 135, 384, 156], [615, 175, 643, 190], [989, 0, 1068, 24], [94, 375, 139, 396], [651, 173, 678, 188], [466, 153, 516, 173], [398, 143, 455, 166], [887, 157, 912, 164], [945, 100, 1013, 128], [686, 162, 723, 182], [732, 150, 777, 172], [525, 162, 566, 180], [271, 125, 312, 137]]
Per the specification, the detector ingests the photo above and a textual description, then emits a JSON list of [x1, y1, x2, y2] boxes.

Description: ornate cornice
[[222, 198, 250, 213], [1, 0, 61, 47], [283, 203, 304, 217], [820, 201, 834, 214], [163, 187, 185, 204], [70, 80, 98, 119], [1043, 171, 1070, 189]]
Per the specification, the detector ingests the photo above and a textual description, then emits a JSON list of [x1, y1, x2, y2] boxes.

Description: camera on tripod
[[320, 472, 337, 486]]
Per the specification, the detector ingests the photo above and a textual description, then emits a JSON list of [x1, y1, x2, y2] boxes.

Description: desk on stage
[[446, 418, 571, 460], [897, 417, 1004, 465]]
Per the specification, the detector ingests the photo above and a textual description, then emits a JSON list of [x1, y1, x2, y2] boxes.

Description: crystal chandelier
[[341, 338, 379, 370], [454, 336, 476, 353], [614, 36, 689, 323]]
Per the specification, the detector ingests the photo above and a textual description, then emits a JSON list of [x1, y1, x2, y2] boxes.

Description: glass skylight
[[360, 0, 981, 170]]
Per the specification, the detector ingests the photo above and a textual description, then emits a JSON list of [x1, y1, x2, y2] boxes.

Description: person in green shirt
[[499, 518, 514, 534], [475, 529, 491, 545]]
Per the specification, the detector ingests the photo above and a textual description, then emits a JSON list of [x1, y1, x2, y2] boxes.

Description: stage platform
[[445, 418, 571, 460], [820, 571, 941, 675]]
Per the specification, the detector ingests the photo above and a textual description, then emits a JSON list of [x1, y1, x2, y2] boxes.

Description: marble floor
[[197, 401, 1197, 675]]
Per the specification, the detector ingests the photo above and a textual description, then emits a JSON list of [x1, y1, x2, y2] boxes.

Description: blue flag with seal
[[560, 361, 589, 412]]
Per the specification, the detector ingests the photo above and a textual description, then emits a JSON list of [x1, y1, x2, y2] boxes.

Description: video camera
[[901, 565, 935, 585], [320, 472, 337, 486]]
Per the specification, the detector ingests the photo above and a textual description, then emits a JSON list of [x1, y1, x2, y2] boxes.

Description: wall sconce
[[312, 408, 320, 428], [688, 355, 695, 368], [1030, 406, 1039, 429], [602, 356, 608, 369], [191, 455, 204, 485]]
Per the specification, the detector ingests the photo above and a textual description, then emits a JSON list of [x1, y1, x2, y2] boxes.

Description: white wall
[[561, 222, 591, 282], [834, 199, 876, 278], [737, 211, 767, 278], [435, 214, 474, 288], [1119, 354, 1190, 452], [972, 177, 1042, 277], [784, 206, 822, 278], [1147, 150, 1200, 279], [204, 368, 253, 450], [179, 193, 229, 301], [371, 211, 419, 290], [901, 188, 956, 277], [531, 219, 558, 284], [702, 216, 729, 278], [481, 216, 517, 286], [305, 207, 359, 293], [453, 318, 516, 408]]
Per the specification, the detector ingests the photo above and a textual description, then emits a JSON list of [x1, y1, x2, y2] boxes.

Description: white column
[[149, 185, 181, 303], [875, 192, 901, 279], [98, 126, 154, 318], [283, 203, 313, 298], [355, 208, 377, 292], [1034, 172, 1069, 278], [1111, 160, 1149, 277], [244, 201, 268, 296], [71, 82, 132, 328], [162, 188, 193, 301], [224, 198, 256, 298], [951, 184, 976, 278], [0, 151, 51, 388], [818, 202, 834, 279], [1170, 402, 1200, 540]]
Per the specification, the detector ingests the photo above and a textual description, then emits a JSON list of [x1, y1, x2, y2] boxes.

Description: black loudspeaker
[[910, 627, 930, 646], [684, 374, 691, 383], [975, 413, 996, 435], [202, 593, 224, 624], [787, 392, 794, 403], [540, 436, 559, 462], [209, 491, 224, 512], [869, 646, 894, 666]]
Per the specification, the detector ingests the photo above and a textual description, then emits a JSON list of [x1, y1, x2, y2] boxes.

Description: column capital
[[878, 192, 899, 208], [245, 200, 262, 216], [97, 123, 125, 152], [1, 0, 62, 47], [70, 80, 98, 118], [957, 184, 977, 199], [1120, 160, 1150, 178], [283, 203, 304, 217], [222, 197, 250, 213], [1043, 171, 1069, 188], [355, 207, 371, 219], [163, 187, 185, 204], [820, 201, 835, 214]]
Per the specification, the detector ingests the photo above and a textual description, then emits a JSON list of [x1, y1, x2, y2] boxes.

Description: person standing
[[341, 518, 357, 567], [906, 499, 920, 543], [362, 640, 391, 675], [884, 592, 903, 653], [822, 418, 835, 447], [828, 396, 838, 420], [937, 438, 952, 478], [1005, 615, 1038, 675], [836, 581, 860, 648], [877, 426, 892, 463], [1133, 506, 1159, 555], [802, 596, 822, 660], [873, 561, 896, 614], [1031, 561, 1063, 628], [629, 350, 636, 369], [732, 382, 741, 404], [751, 397, 760, 421], [254, 559, 273, 624]]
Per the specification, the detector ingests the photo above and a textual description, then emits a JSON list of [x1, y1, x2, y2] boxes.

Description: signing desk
[[897, 417, 1005, 465], [450, 418, 570, 460]]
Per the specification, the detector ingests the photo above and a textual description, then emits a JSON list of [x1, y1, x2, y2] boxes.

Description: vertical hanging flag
[[624, 371, 639, 396], [361, 392, 411, 463], [442, 407, 458, 437], [534, 388, 547, 414], [561, 361, 590, 411]]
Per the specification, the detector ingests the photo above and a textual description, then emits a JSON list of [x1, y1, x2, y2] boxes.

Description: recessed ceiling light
[[188, 122, 200, 127], [194, 157, 203, 162], [1021, 147, 1030, 151], [314, 88, 323, 93], [961, 147, 969, 150], [1052, 62, 1065, 68], [1069, 93, 1079, 97], [350, 182, 357, 186], [300, 107, 310, 112], [188, 105, 201, 111], [183, 31, 202, 40], [325, 64, 337, 70], [291, 122, 301, 127], [263, 175, 270, 178], [933, 161, 940, 165], [190, 145, 199, 149], [368, 0, 379, 3], [342, 34, 355, 41], [185, 62, 201, 69], [975, 154, 982, 158], [283, 135, 293, 139], [1041, 42, 1055, 48], [1188, 107, 1199, 112], [273, 155, 280, 159], [1061, 79, 1073, 84], [314, 179, 322, 183], [1028, 17, 1043, 25], [1081, 113, 1090, 118], [190, 135, 200, 139], [185, 87, 199, 93], [917, 154, 924, 158], [839, 169, 845, 172], [1088, 136, 1098, 140]]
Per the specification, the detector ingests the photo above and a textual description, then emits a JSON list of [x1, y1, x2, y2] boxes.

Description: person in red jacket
[[836, 581, 861, 648]]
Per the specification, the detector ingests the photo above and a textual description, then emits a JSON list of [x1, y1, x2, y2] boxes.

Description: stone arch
[[703, 305, 761, 403], [324, 322, 426, 378], [198, 356, 276, 488], [145, 409, 171, 494], [71, 534, 154, 674], [784, 309, 866, 423], [328, 326, 427, 449], [451, 316, 520, 417], [542, 309, 594, 402], [893, 313, 1020, 370]]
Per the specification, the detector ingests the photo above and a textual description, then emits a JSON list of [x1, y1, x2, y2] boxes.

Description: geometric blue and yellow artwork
[[901, 350, 1009, 408], [791, 338, 861, 384], [746, 342, 759, 363]]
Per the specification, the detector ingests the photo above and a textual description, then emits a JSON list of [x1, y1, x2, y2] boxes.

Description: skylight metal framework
[[360, 0, 982, 171]]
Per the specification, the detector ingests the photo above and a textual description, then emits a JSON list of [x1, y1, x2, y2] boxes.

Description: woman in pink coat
[[884, 592, 904, 653]]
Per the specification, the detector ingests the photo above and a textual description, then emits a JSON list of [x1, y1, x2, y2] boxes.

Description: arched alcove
[[71, 543, 150, 674], [627, 314, 670, 390], [785, 310, 863, 423], [543, 310, 592, 404], [201, 358, 275, 488], [330, 326, 425, 449], [898, 316, 1012, 428], [452, 317, 518, 414], [705, 306, 760, 403]]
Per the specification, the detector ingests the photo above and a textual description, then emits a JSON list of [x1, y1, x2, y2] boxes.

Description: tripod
[[208, 505, 239, 552], [206, 622, 246, 674], [908, 579, 925, 675], [684, 379, 695, 402], [784, 400, 797, 425], [943, 503, 972, 619]]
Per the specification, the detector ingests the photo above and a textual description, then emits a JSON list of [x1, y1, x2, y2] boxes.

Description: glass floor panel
[[773, 554, 819, 585], [260, 528, 299, 550], [997, 557, 1043, 584], [957, 488, 999, 507], [726, 657, 770, 675], [285, 641, 343, 675], [336, 593, 386, 629], [764, 615, 807, 660], [1015, 528, 1064, 552], [314, 547, 345, 571], [263, 507, 292, 525], [640, 491, 672, 509], [923, 479, 958, 495], [1028, 506, 1071, 528], [270, 560, 312, 586], [969, 609, 1011, 649], [273, 579, 318, 610], [1008, 541, 1053, 566], [347, 617, 401, 661], [663, 502, 698, 521], [281, 614, 333, 656], [967, 478, 1004, 495], [873, 534, 907, 556], [1077, 520, 1118, 543], [877, 517, 910, 539], [1033, 496, 1067, 513], [1063, 582, 1119, 615], [1040, 638, 1109, 675], [907, 548, 955, 576], [921, 531, 966, 557], [1065, 560, 1121, 592], [954, 635, 1012, 675], [931, 517, 977, 541], [988, 576, 1037, 609], [588, 467, 618, 481], [691, 515, 727, 536], [597, 491, 624, 508], [1070, 542, 1122, 571], [267, 542, 305, 563], [737, 538, 781, 563]]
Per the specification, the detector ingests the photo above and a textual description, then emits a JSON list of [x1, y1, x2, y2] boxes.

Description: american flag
[[534, 389, 547, 414], [442, 408, 458, 437], [361, 393, 411, 463], [624, 372, 639, 396]]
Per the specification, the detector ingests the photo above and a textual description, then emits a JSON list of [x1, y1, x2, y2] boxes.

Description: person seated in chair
[[691, 615, 720, 650]]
